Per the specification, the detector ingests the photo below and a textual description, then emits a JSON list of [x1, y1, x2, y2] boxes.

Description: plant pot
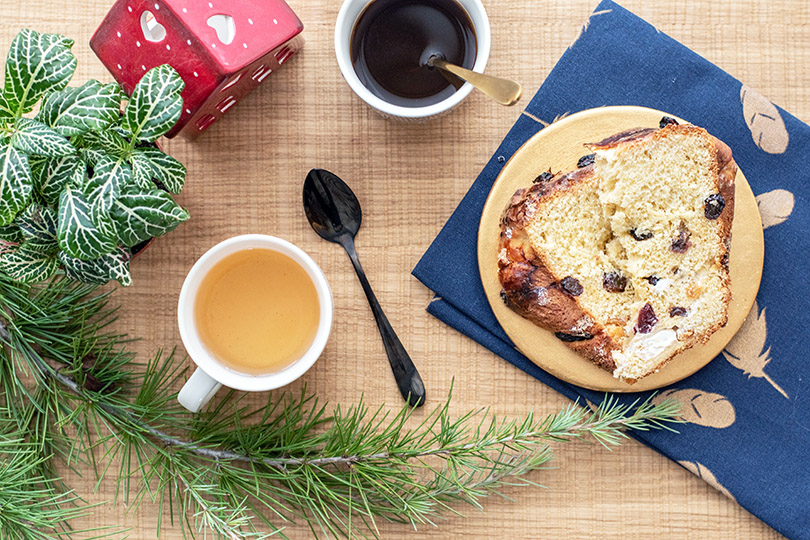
[[130, 237, 154, 257]]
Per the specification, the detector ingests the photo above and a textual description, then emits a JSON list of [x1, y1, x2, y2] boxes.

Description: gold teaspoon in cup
[[427, 55, 523, 106]]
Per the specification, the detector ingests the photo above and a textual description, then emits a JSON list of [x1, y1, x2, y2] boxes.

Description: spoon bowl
[[304, 169, 362, 243]]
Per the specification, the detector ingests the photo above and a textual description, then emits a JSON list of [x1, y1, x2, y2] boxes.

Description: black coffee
[[350, 0, 477, 107]]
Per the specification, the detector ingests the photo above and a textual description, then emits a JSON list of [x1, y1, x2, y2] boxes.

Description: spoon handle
[[430, 57, 523, 106], [343, 241, 425, 407]]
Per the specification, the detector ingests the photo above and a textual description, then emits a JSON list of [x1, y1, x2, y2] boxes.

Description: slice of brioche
[[498, 122, 736, 382]]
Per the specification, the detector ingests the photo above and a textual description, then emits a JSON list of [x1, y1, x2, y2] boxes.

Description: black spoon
[[303, 169, 426, 407]]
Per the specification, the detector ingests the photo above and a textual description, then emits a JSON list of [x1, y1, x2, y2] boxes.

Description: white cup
[[177, 235, 333, 413], [334, 0, 491, 120]]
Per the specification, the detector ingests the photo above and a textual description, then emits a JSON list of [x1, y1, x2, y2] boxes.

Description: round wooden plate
[[478, 106, 764, 392]]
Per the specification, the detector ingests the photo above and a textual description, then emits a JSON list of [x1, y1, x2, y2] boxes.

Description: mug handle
[[178, 368, 222, 413]]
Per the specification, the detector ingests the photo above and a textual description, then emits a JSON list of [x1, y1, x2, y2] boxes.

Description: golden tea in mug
[[194, 249, 320, 374]]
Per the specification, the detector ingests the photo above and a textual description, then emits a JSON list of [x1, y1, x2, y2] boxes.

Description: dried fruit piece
[[577, 153, 595, 168], [646, 275, 660, 286], [559, 276, 583, 296], [555, 331, 594, 342], [635, 303, 658, 334], [602, 271, 627, 292], [670, 306, 688, 317], [671, 224, 692, 253], [704, 194, 726, 219], [533, 170, 554, 184], [659, 116, 679, 128], [630, 228, 653, 241]]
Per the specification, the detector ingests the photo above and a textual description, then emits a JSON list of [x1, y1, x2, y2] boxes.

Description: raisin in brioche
[[498, 123, 736, 382]]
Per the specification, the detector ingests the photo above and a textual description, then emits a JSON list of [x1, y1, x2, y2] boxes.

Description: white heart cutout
[[207, 14, 236, 45], [140, 11, 167, 43]]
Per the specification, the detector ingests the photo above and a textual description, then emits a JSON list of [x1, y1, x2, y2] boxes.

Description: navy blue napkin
[[413, 2, 810, 538]]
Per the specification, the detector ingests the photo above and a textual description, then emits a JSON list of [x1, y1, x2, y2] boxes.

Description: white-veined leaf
[[28, 156, 46, 199], [110, 188, 189, 246], [80, 147, 105, 168], [130, 154, 155, 190], [123, 65, 184, 142], [57, 186, 116, 260], [0, 93, 14, 120], [130, 146, 186, 193], [0, 223, 22, 243], [93, 204, 118, 247], [111, 124, 132, 139], [4, 29, 77, 115], [36, 79, 122, 136], [32, 154, 84, 206], [28, 153, 46, 179], [0, 244, 58, 282], [81, 129, 131, 159], [59, 246, 131, 286], [16, 204, 57, 253], [0, 144, 33, 225], [84, 152, 131, 213], [11, 117, 75, 157]]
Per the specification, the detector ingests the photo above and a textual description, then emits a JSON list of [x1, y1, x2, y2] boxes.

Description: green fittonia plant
[[0, 28, 189, 286]]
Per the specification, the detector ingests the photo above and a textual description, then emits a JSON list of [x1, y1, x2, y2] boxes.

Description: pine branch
[[45, 355, 679, 538], [0, 277, 683, 539]]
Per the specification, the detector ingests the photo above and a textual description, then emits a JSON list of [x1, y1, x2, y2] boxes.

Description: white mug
[[334, 0, 491, 120], [177, 235, 333, 412]]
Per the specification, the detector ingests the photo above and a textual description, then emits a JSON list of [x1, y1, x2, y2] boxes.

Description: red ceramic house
[[91, 0, 304, 138]]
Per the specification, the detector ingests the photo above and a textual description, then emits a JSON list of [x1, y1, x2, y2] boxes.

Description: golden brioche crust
[[498, 167, 620, 372]]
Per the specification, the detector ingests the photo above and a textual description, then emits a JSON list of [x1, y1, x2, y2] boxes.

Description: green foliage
[[111, 188, 190, 246], [31, 154, 84, 206], [3, 30, 76, 115], [11, 118, 75, 157], [17, 204, 58, 252], [36, 79, 122, 136], [0, 144, 33, 225], [60, 247, 132, 286], [0, 243, 59, 282], [0, 28, 189, 286], [123, 64, 185, 142], [0, 436, 108, 540], [131, 146, 186, 193], [57, 187, 117, 261], [0, 277, 683, 540]]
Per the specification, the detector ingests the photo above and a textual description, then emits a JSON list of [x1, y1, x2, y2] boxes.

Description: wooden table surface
[[3, 1, 806, 538]]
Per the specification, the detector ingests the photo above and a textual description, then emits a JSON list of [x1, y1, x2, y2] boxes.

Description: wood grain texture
[[2, 0, 807, 538]]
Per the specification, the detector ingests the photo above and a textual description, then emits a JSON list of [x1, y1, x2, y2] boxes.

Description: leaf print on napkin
[[652, 389, 735, 428], [723, 301, 789, 399], [531, 111, 571, 128], [569, 9, 612, 50], [756, 189, 795, 229], [678, 461, 736, 501], [741, 85, 789, 154]]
